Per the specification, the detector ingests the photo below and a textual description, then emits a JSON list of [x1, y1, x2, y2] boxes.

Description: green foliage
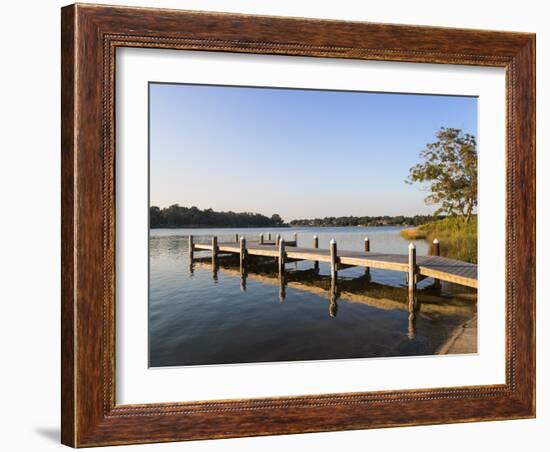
[[150, 204, 286, 228], [400, 216, 478, 263], [407, 128, 477, 224]]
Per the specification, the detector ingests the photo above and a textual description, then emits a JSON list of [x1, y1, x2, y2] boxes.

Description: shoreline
[[437, 315, 478, 355]]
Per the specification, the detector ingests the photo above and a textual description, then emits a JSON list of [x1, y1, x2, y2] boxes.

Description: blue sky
[[149, 83, 477, 222]]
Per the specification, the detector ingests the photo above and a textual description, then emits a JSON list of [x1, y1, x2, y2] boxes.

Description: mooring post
[[278, 238, 286, 276], [235, 233, 239, 243], [293, 232, 298, 246], [432, 238, 441, 291], [276, 233, 281, 247], [211, 236, 218, 266], [268, 232, 271, 241], [364, 236, 371, 280], [313, 235, 319, 272], [188, 235, 194, 261], [239, 236, 247, 274], [211, 236, 219, 281], [408, 242, 417, 314], [330, 239, 338, 282], [259, 233, 264, 245]]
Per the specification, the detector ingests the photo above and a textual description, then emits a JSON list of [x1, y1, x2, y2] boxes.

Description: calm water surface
[[149, 226, 476, 367]]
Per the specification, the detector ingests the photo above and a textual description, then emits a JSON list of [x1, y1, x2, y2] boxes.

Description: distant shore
[[150, 224, 290, 229], [150, 224, 411, 229]]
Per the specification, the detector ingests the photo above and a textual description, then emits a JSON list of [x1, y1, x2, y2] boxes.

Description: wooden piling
[[268, 232, 271, 241], [278, 238, 286, 275], [212, 236, 218, 268], [235, 233, 239, 243], [276, 233, 281, 247], [330, 239, 338, 281], [259, 233, 264, 245], [188, 235, 194, 261], [432, 238, 441, 290], [364, 236, 370, 280], [313, 235, 319, 272], [293, 232, 298, 245], [408, 242, 417, 313], [239, 236, 247, 273]]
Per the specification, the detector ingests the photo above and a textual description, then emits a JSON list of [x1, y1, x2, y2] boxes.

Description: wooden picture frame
[[61, 3, 535, 447]]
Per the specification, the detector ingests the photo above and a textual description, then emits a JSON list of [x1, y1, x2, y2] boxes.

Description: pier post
[[330, 239, 338, 282], [293, 232, 298, 246], [188, 235, 195, 276], [313, 235, 319, 273], [268, 232, 271, 241], [259, 233, 264, 245], [211, 235, 218, 265], [235, 233, 239, 243], [276, 233, 281, 247], [211, 236, 219, 281], [432, 238, 441, 291], [239, 236, 247, 274], [278, 238, 286, 276], [188, 235, 194, 261], [408, 242, 417, 314], [364, 236, 371, 281]]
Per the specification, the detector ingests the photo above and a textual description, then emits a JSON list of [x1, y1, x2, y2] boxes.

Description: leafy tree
[[270, 214, 284, 225], [406, 127, 477, 224]]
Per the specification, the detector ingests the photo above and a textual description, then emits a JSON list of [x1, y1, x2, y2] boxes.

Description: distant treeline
[[150, 204, 286, 228], [289, 215, 443, 227]]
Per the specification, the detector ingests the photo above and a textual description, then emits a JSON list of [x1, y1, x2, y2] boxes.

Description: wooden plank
[[339, 256, 409, 272], [419, 266, 478, 288]]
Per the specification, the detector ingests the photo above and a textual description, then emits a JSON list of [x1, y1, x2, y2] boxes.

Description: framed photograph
[[61, 3, 535, 447]]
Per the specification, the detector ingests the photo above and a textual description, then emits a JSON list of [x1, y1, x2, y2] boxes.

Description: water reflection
[[192, 254, 454, 325], [329, 278, 339, 318], [149, 228, 477, 367], [278, 273, 286, 302]]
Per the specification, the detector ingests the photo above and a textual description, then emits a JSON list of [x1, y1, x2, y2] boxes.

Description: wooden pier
[[190, 233, 477, 314]]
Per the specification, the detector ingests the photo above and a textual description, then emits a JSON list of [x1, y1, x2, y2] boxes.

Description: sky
[[149, 83, 477, 222]]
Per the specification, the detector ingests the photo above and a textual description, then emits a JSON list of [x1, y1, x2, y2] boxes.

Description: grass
[[400, 216, 477, 263]]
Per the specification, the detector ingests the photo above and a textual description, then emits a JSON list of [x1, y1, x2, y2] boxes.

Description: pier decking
[[190, 233, 477, 315], [192, 236, 476, 287]]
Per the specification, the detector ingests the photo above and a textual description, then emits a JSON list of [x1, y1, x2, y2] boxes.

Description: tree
[[406, 127, 477, 224], [270, 214, 284, 225]]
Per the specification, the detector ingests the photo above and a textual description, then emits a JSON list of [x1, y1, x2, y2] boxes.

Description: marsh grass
[[400, 217, 477, 263]]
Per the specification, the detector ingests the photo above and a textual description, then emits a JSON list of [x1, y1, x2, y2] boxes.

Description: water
[[149, 226, 477, 367]]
